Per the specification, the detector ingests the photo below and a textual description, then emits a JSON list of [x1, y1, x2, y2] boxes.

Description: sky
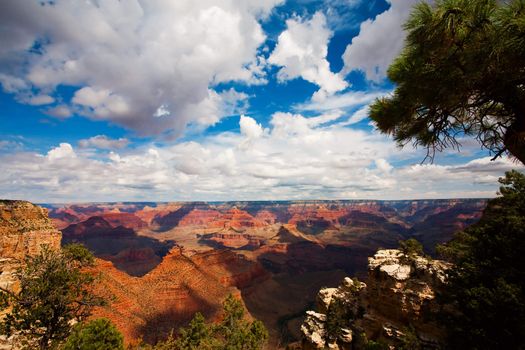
[[0, 0, 523, 203]]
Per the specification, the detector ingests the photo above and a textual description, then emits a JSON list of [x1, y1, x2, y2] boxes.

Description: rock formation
[[0, 201, 62, 349], [301, 249, 451, 349], [91, 248, 268, 345], [62, 216, 174, 277], [0, 200, 61, 291]]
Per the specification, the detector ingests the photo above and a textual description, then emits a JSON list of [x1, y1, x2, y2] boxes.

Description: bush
[[149, 294, 268, 350], [62, 318, 124, 350], [325, 298, 353, 341], [399, 238, 424, 257]]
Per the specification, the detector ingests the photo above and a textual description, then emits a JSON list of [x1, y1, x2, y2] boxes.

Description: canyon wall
[[91, 248, 268, 345], [0, 200, 61, 291]]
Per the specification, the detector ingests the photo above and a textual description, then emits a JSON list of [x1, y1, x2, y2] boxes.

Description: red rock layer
[[91, 248, 266, 345], [0, 200, 61, 260], [208, 208, 266, 230], [62, 216, 134, 237], [101, 212, 147, 229], [178, 209, 221, 226], [287, 205, 347, 227], [134, 204, 183, 225], [203, 232, 266, 249], [255, 210, 277, 225]]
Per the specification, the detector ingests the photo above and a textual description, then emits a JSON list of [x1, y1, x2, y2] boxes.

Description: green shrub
[[62, 318, 124, 350], [399, 238, 424, 256]]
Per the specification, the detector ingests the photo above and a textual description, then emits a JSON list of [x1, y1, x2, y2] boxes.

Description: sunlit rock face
[[0, 200, 61, 291], [0, 201, 62, 349], [301, 249, 451, 350], [90, 248, 268, 345]]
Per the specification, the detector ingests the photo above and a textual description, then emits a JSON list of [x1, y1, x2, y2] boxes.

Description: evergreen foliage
[[398, 239, 424, 257], [369, 0, 525, 163], [437, 170, 525, 349], [0, 244, 104, 350], [62, 318, 124, 350], [175, 313, 215, 350], [148, 294, 268, 350], [325, 297, 356, 343], [399, 326, 421, 350]]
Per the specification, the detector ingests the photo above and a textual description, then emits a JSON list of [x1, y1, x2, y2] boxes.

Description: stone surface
[[90, 248, 268, 345], [301, 249, 451, 349], [0, 200, 61, 290], [0, 200, 62, 350]]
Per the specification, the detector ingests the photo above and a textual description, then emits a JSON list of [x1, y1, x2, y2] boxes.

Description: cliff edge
[[0, 200, 61, 291], [301, 249, 451, 349]]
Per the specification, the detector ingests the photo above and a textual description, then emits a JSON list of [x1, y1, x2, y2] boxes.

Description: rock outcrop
[[301, 249, 451, 349], [0, 200, 61, 291], [0, 201, 62, 349]]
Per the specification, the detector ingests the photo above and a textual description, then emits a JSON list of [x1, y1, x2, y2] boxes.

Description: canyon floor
[[46, 199, 486, 347]]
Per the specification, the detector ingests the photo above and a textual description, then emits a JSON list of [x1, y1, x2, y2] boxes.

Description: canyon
[[43, 199, 485, 346], [0, 199, 487, 348]]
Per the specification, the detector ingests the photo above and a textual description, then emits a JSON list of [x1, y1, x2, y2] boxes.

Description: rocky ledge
[[0, 200, 61, 291], [301, 249, 451, 349]]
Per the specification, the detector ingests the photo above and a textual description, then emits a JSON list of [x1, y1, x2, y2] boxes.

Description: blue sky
[[0, 0, 522, 202]]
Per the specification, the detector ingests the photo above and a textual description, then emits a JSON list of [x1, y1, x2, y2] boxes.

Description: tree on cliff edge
[[438, 170, 525, 349], [369, 0, 525, 163], [0, 244, 105, 350]]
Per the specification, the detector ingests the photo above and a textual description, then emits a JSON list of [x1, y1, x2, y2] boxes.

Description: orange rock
[[90, 248, 265, 345]]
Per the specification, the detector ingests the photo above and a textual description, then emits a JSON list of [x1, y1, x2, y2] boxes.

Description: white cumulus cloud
[[0, 0, 283, 137], [268, 12, 348, 101], [1, 114, 520, 203]]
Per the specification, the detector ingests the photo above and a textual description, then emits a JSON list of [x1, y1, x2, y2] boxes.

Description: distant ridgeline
[[44, 199, 487, 268]]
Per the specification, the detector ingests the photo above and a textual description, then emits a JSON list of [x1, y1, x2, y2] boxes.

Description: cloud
[[22, 94, 55, 106], [1, 114, 520, 202], [78, 135, 129, 150], [45, 105, 72, 119], [0, 73, 28, 93], [296, 90, 386, 112], [240, 115, 264, 139], [268, 12, 348, 101], [0, 0, 283, 137], [46, 143, 76, 161], [338, 105, 370, 126], [342, 0, 420, 81]]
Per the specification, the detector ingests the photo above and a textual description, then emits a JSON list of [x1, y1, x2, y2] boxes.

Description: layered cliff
[[91, 248, 268, 344], [0, 200, 61, 291], [301, 249, 451, 349]]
